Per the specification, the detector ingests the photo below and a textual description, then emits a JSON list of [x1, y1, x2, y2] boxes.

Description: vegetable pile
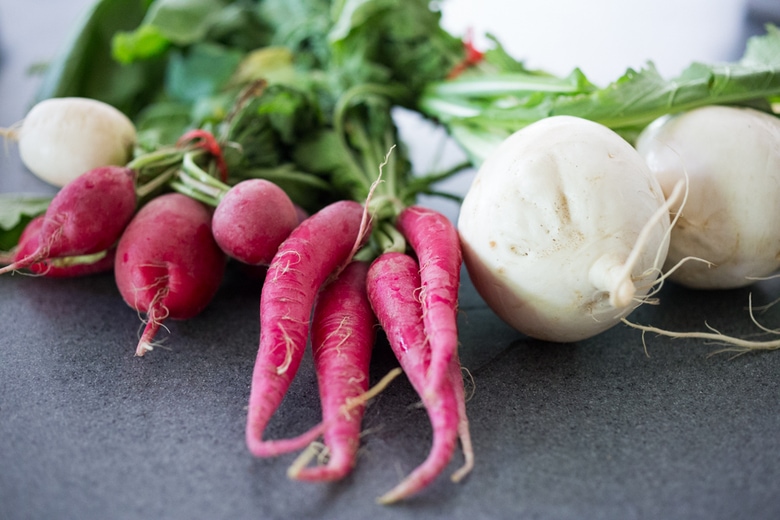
[[3, 0, 780, 504]]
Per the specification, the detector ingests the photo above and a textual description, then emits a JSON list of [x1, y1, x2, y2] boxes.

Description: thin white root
[[622, 317, 780, 355], [287, 442, 328, 479], [275, 323, 296, 375], [337, 144, 396, 280], [341, 367, 403, 414]]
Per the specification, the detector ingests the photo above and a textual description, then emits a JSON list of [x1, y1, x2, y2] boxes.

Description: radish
[[114, 193, 226, 356], [3, 97, 136, 187], [458, 115, 676, 342], [0, 165, 137, 277], [635, 105, 780, 289], [5, 215, 115, 277], [367, 251, 464, 504], [395, 205, 475, 485], [245, 200, 369, 456], [286, 260, 376, 481], [395, 205, 461, 392], [211, 179, 300, 266]]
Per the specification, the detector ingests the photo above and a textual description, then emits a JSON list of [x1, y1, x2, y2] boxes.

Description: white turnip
[[458, 115, 675, 343], [3, 97, 136, 187], [635, 105, 780, 289]]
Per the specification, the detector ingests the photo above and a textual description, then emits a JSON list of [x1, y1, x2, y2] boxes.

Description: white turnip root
[[3, 97, 136, 187], [635, 105, 780, 289], [458, 115, 675, 343]]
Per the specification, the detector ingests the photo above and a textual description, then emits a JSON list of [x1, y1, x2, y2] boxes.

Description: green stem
[[181, 152, 230, 193], [169, 180, 220, 207], [136, 166, 178, 200], [176, 172, 223, 204]]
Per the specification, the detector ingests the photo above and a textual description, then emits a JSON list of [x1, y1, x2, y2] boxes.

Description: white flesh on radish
[[636, 105, 780, 289], [14, 97, 136, 187], [458, 116, 671, 342]]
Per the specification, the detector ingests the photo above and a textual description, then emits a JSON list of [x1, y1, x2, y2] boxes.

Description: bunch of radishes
[[0, 96, 474, 503]]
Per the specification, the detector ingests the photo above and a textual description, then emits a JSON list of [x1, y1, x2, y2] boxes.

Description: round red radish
[[9, 215, 115, 277], [211, 179, 299, 265], [0, 165, 137, 276], [115, 193, 226, 356]]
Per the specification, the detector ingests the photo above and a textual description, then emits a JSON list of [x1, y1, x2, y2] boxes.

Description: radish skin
[[114, 193, 226, 356], [289, 260, 376, 481], [245, 200, 368, 457], [7, 215, 115, 277], [0, 166, 137, 276], [367, 252, 461, 504], [395, 206, 461, 392], [395, 205, 475, 482], [212, 179, 300, 265], [11, 97, 136, 187]]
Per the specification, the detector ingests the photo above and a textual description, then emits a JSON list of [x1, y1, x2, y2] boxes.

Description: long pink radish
[[245, 200, 369, 457], [288, 260, 376, 481], [367, 251, 460, 504], [0, 165, 136, 276], [7, 215, 115, 277], [114, 193, 226, 356], [395, 205, 461, 393], [396, 206, 475, 481]]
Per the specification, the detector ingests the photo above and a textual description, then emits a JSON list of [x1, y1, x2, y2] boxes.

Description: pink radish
[[396, 205, 475, 483], [211, 179, 300, 266], [114, 193, 226, 356], [288, 260, 375, 481], [6, 216, 115, 277], [367, 251, 461, 504], [0, 165, 136, 276], [245, 200, 369, 456], [395, 205, 461, 392]]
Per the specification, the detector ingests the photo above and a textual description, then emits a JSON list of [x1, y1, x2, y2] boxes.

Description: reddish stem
[[447, 28, 485, 79], [177, 129, 229, 182]]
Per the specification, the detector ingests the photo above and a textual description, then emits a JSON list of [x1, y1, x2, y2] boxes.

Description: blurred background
[[3, 0, 779, 214]]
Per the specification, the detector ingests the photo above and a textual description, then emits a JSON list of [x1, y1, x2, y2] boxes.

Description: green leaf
[[35, 0, 164, 118], [0, 195, 52, 251], [113, 24, 171, 64], [421, 24, 780, 165], [142, 0, 228, 46], [134, 101, 194, 149], [166, 43, 244, 103]]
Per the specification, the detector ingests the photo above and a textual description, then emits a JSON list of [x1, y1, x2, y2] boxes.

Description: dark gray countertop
[[1, 2, 779, 520]]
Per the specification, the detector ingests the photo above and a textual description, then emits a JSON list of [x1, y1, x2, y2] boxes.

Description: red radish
[[211, 179, 300, 265], [0, 165, 136, 276], [395, 206, 461, 393], [367, 251, 461, 504], [289, 260, 375, 481], [114, 193, 226, 356], [7, 216, 115, 277], [395, 205, 474, 480], [245, 200, 369, 457]]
